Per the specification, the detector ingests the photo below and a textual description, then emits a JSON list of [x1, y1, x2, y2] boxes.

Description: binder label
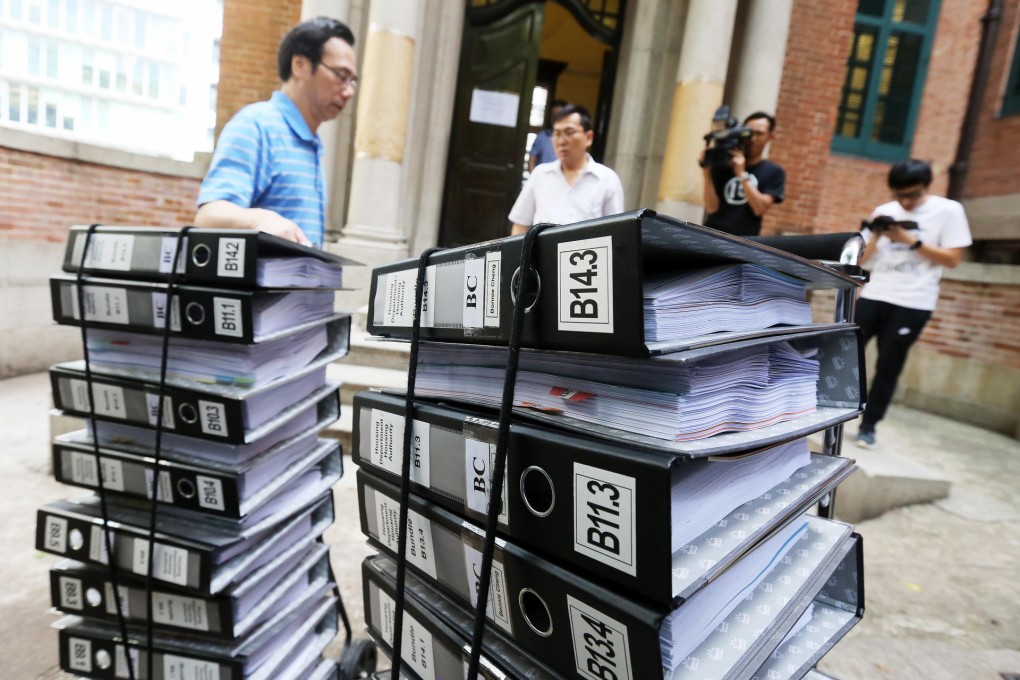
[[374, 497, 438, 579], [464, 438, 508, 526], [557, 236, 614, 333], [59, 576, 83, 610], [75, 233, 134, 271], [159, 236, 189, 273], [378, 590, 437, 680], [146, 393, 176, 429], [69, 285, 130, 324], [152, 293, 182, 331], [217, 237, 245, 278], [573, 464, 636, 575], [89, 526, 111, 564], [152, 592, 210, 632], [143, 469, 173, 501], [213, 297, 243, 337], [68, 452, 126, 492], [44, 516, 68, 553], [67, 637, 92, 672], [103, 582, 130, 617], [369, 410, 430, 486], [132, 540, 189, 586], [70, 379, 126, 419], [164, 654, 221, 680], [463, 255, 484, 329], [196, 476, 225, 511], [116, 646, 140, 679], [198, 400, 229, 437], [484, 251, 501, 327], [463, 544, 513, 633], [380, 268, 436, 328], [566, 595, 633, 680]]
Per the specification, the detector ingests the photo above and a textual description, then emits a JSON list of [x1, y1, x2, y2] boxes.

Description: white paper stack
[[413, 340, 820, 442], [644, 264, 812, 342]]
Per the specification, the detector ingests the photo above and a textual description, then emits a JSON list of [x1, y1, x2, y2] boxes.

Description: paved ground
[[2, 371, 1018, 679]]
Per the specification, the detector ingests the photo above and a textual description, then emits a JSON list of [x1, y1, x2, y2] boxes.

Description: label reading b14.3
[[557, 236, 613, 333]]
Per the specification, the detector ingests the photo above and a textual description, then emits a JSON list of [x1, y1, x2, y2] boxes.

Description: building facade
[[3, 0, 1019, 436]]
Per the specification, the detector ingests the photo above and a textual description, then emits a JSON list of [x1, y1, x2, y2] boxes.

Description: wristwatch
[[910, 239, 923, 251]]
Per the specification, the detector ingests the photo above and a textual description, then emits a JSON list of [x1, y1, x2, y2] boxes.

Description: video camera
[[700, 105, 753, 171], [861, 215, 919, 232]]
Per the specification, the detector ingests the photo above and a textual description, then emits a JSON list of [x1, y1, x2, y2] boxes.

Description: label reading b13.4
[[557, 236, 613, 333], [567, 595, 633, 680]]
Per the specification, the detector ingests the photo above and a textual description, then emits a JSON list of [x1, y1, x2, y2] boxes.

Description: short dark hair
[[743, 111, 776, 131], [553, 104, 592, 131], [551, 98, 568, 110], [277, 17, 356, 82], [888, 159, 932, 189]]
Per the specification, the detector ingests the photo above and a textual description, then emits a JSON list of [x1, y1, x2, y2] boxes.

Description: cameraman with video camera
[[700, 110, 785, 236], [853, 159, 972, 450]]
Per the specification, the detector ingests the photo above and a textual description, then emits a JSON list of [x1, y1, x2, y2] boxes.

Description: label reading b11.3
[[573, 463, 635, 575], [557, 236, 613, 333]]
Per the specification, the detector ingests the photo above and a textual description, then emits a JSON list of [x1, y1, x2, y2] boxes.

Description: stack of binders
[[36, 226, 360, 680], [353, 210, 866, 680]]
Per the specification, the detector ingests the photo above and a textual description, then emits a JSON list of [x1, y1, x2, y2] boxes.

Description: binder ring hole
[[86, 587, 102, 608], [69, 528, 84, 551], [177, 479, 196, 499], [510, 266, 541, 313], [518, 589, 553, 637], [185, 302, 206, 326], [191, 244, 211, 267], [178, 403, 199, 424], [95, 649, 112, 670], [520, 466, 555, 517]]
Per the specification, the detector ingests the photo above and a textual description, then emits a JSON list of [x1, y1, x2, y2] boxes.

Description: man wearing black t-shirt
[[701, 111, 786, 237]]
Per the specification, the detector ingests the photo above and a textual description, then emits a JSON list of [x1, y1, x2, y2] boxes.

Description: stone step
[[337, 328, 409, 372], [809, 432, 952, 524], [328, 362, 407, 406]]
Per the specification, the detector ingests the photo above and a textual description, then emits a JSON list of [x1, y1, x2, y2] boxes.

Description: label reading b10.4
[[557, 236, 614, 333]]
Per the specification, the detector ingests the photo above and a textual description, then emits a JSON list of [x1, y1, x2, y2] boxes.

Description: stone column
[[300, 0, 354, 237], [728, 0, 793, 122], [656, 0, 738, 222], [341, 0, 421, 246]]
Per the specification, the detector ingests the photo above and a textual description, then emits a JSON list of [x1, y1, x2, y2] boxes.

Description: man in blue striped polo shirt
[[195, 17, 358, 247]]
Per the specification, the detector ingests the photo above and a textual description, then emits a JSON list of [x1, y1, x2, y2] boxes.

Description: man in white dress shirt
[[509, 104, 625, 235]]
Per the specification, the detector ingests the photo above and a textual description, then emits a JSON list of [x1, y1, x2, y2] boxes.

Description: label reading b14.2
[[557, 236, 613, 333]]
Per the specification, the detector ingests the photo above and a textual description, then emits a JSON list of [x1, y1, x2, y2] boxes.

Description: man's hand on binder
[[195, 200, 313, 247]]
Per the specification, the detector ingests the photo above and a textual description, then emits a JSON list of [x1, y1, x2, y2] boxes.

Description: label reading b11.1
[[557, 236, 614, 333]]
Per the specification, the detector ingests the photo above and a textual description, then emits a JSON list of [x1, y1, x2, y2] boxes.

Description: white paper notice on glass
[[469, 89, 519, 128]]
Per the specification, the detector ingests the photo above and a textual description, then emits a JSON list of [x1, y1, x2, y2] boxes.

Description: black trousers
[[855, 298, 932, 432]]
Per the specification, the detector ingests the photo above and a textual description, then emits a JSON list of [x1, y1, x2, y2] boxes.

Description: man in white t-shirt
[[854, 159, 972, 449], [509, 104, 624, 235]]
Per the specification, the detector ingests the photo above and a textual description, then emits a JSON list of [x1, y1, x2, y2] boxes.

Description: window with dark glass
[[1002, 27, 1020, 116], [833, 0, 941, 161]]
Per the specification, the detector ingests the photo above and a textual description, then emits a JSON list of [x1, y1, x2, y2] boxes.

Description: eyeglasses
[[552, 127, 585, 139], [893, 188, 925, 200], [319, 63, 358, 90]]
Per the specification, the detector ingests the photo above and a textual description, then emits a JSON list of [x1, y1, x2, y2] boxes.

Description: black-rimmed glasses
[[319, 63, 358, 90]]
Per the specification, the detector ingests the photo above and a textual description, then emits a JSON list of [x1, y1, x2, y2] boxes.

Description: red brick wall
[[766, 0, 857, 235], [924, 278, 1020, 369], [216, 0, 303, 139], [961, 0, 1020, 199], [0, 147, 200, 242]]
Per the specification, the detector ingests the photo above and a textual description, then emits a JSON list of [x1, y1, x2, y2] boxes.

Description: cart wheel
[[338, 639, 377, 679]]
